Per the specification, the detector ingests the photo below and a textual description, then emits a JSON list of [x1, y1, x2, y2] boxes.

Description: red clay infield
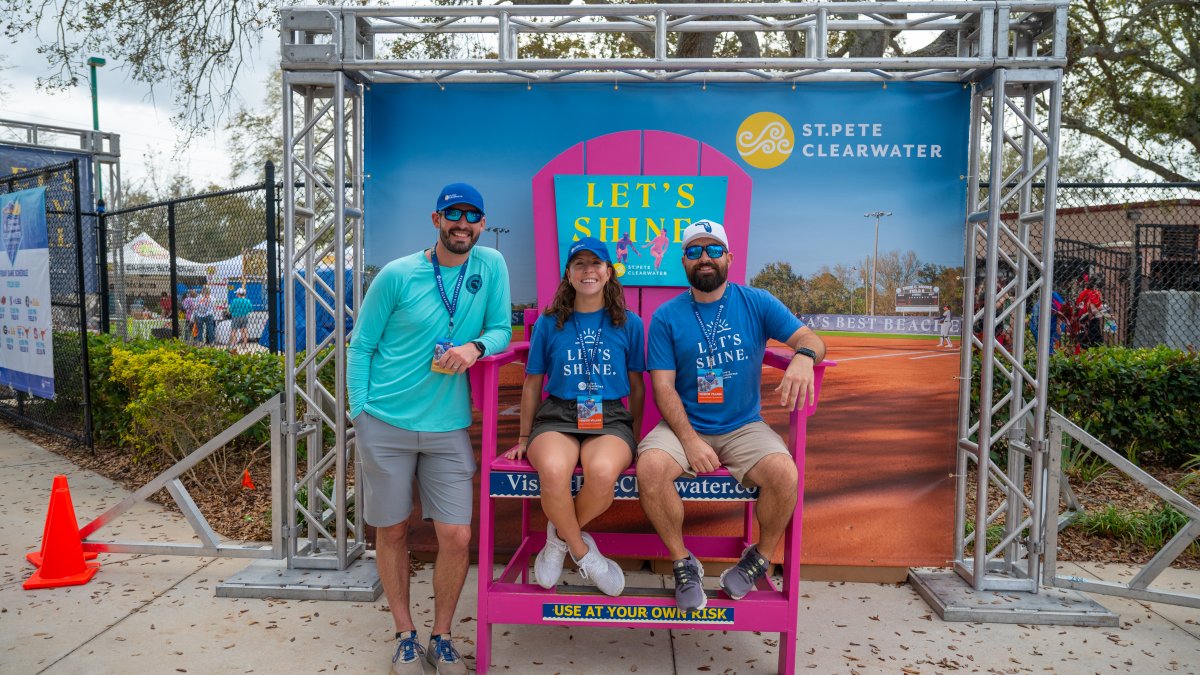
[[407, 331, 960, 570]]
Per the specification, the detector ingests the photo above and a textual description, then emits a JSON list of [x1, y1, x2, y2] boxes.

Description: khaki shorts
[[636, 420, 789, 487]]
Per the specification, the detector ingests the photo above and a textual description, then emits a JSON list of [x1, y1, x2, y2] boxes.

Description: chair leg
[[778, 629, 797, 674], [477, 621, 493, 674]]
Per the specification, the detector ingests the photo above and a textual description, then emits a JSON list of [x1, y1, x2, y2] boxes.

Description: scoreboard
[[895, 285, 940, 313]]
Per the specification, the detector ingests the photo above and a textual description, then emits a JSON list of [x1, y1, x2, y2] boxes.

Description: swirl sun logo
[[736, 112, 794, 170]]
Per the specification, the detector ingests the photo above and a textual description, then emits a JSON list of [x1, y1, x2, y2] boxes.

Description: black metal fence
[[100, 163, 280, 352], [0, 160, 94, 446], [990, 182, 1200, 352]]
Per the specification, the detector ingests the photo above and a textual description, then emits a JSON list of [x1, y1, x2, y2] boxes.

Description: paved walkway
[[1, 426, 1198, 674]]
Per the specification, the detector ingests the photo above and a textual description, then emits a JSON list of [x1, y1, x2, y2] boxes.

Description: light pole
[[487, 226, 510, 251], [863, 211, 891, 315], [87, 56, 106, 204]]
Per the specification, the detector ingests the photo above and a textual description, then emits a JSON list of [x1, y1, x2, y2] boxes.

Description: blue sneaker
[[426, 633, 467, 675], [720, 544, 769, 600], [390, 630, 425, 675], [672, 553, 707, 612]]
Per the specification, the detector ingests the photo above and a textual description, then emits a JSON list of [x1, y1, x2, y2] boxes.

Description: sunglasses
[[684, 244, 727, 260], [442, 208, 483, 224]]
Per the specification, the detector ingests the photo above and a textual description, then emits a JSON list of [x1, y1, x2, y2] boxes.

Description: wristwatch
[[470, 340, 487, 357], [793, 347, 817, 362]]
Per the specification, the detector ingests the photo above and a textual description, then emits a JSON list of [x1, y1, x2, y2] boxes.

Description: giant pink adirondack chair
[[470, 130, 829, 674]]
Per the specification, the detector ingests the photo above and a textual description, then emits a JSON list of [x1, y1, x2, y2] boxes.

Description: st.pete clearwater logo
[[736, 112, 794, 170]]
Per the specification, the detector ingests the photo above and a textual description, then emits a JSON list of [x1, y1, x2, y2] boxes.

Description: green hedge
[[1048, 346, 1200, 467], [87, 333, 285, 452], [973, 344, 1200, 467]]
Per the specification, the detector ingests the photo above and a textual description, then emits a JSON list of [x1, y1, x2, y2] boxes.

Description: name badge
[[576, 396, 603, 430], [431, 339, 457, 374], [697, 368, 724, 404]]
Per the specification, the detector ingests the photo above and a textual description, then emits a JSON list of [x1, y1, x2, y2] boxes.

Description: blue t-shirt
[[526, 309, 645, 400], [647, 283, 803, 434]]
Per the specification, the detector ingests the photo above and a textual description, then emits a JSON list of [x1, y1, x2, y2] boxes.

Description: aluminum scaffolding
[[256, 2, 1101, 613]]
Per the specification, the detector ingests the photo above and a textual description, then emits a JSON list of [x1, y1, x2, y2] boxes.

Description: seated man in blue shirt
[[637, 219, 826, 612]]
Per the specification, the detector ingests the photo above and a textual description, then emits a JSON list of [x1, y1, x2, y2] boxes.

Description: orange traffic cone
[[24, 475, 99, 590], [241, 468, 256, 490], [26, 475, 97, 567]]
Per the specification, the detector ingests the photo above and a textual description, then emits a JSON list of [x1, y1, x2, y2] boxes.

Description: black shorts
[[528, 395, 636, 454]]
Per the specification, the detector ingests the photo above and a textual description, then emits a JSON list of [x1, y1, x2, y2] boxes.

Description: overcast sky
[[1, 24, 277, 192]]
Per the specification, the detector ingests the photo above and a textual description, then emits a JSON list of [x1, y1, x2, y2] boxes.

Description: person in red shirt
[[1075, 276, 1103, 349]]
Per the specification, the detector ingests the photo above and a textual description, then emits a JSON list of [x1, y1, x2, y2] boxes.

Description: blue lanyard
[[572, 312, 604, 390], [431, 247, 468, 338], [691, 292, 726, 358]]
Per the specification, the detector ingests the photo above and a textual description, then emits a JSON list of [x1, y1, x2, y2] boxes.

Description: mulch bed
[[9, 417, 1199, 570], [12, 420, 274, 542]]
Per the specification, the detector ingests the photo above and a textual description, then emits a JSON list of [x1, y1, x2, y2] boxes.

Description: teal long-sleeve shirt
[[347, 246, 512, 431]]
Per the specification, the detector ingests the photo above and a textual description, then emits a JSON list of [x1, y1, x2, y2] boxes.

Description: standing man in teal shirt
[[348, 182, 511, 675], [228, 287, 253, 353]]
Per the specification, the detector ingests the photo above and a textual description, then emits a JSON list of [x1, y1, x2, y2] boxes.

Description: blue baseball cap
[[567, 236, 611, 264], [436, 182, 485, 214]]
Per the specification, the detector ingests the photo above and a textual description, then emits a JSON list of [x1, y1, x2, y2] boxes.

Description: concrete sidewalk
[[2, 426, 1198, 674]]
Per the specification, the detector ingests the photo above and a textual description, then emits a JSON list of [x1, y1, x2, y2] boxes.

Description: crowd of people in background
[[123, 286, 259, 351], [975, 271, 1115, 355]]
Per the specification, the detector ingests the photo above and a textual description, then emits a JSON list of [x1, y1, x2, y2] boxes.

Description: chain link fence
[[100, 164, 280, 352], [0, 160, 94, 445], [988, 182, 1200, 352]]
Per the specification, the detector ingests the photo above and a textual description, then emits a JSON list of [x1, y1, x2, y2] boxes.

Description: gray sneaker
[[671, 553, 707, 612], [573, 532, 625, 596], [534, 521, 569, 589], [390, 631, 425, 675], [426, 634, 467, 675], [720, 544, 769, 600]]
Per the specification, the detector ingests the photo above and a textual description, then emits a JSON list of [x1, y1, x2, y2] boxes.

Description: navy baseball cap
[[436, 183, 485, 214], [567, 236, 611, 264]]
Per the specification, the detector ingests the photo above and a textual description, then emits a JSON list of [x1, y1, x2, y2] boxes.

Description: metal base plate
[[909, 568, 1119, 627], [216, 557, 383, 601]]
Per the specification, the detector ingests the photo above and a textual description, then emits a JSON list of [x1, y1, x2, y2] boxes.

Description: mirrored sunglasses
[[442, 208, 483, 224], [684, 244, 727, 260]]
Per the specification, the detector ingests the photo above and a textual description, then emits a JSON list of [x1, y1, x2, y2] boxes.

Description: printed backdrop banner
[[554, 174, 728, 287], [0, 188, 54, 399], [364, 82, 969, 569], [0, 145, 99, 294]]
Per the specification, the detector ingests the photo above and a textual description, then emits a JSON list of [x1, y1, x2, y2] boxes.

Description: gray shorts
[[353, 412, 477, 527], [636, 420, 789, 487], [231, 315, 249, 329]]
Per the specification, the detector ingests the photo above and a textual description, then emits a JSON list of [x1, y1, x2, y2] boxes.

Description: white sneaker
[[534, 522, 569, 589], [573, 532, 625, 597]]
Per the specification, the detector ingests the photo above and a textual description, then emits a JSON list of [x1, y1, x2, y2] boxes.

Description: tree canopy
[[9, 1, 1196, 181], [1063, 0, 1198, 181]]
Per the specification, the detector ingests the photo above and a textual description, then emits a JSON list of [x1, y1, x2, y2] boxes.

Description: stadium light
[[863, 211, 892, 315], [487, 226, 511, 251], [87, 55, 107, 203]]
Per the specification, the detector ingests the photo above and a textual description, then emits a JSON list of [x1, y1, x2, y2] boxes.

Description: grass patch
[[1074, 504, 1199, 553]]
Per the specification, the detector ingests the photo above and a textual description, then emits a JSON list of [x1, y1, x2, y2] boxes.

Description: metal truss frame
[[280, 68, 366, 573], [954, 65, 1062, 594], [274, 2, 1083, 606], [1045, 412, 1200, 609], [0, 118, 122, 209]]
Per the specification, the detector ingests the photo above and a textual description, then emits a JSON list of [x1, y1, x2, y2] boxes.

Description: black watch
[[470, 340, 486, 357], [793, 347, 817, 362]]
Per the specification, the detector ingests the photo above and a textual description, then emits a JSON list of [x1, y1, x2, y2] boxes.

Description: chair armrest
[[762, 349, 836, 416]]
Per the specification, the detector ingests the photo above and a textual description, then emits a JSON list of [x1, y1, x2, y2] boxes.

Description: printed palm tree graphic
[[2, 201, 22, 266]]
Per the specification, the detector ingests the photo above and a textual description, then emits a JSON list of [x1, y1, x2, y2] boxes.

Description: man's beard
[[439, 226, 479, 254], [688, 262, 727, 293]]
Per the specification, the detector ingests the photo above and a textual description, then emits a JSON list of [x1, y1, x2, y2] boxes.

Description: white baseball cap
[[681, 219, 730, 250]]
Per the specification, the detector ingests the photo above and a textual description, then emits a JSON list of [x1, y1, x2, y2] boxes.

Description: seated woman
[[504, 236, 645, 596]]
